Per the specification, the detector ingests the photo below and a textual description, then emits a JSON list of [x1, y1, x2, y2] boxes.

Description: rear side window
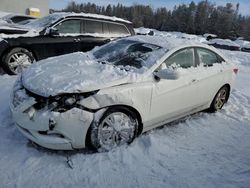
[[197, 48, 223, 66], [85, 20, 103, 33], [164, 48, 194, 68], [55, 19, 81, 34], [108, 23, 129, 35]]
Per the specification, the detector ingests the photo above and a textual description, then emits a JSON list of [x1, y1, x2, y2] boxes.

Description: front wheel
[[208, 86, 229, 112], [2, 47, 34, 75], [89, 107, 139, 152]]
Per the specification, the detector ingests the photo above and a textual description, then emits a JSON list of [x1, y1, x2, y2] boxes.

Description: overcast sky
[[49, 0, 250, 15]]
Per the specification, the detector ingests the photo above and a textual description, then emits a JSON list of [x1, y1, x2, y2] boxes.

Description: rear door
[[78, 19, 110, 52], [78, 19, 132, 52], [194, 47, 229, 106]]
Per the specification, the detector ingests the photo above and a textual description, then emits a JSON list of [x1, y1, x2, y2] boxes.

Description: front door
[[33, 19, 83, 60], [148, 48, 200, 128]]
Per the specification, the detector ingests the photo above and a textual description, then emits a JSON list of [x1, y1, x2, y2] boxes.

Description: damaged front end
[[10, 76, 100, 150]]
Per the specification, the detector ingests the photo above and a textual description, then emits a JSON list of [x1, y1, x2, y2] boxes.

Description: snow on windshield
[[92, 39, 167, 73]]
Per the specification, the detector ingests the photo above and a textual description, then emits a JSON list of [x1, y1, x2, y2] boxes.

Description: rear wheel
[[208, 86, 229, 112], [89, 107, 139, 152], [2, 47, 34, 75]]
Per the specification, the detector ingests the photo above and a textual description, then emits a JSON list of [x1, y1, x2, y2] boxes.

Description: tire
[[2, 47, 34, 75], [208, 86, 229, 112], [89, 107, 139, 152]]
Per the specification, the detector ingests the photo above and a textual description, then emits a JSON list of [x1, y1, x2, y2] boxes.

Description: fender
[[0, 39, 10, 62], [79, 82, 153, 123]]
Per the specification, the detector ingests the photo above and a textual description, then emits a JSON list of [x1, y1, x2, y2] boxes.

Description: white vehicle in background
[[10, 35, 238, 151], [234, 38, 250, 52], [206, 38, 241, 51]]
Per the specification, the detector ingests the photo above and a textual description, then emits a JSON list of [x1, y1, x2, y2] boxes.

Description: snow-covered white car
[[10, 35, 238, 151]]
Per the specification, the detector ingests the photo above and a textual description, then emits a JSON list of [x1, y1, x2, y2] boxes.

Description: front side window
[[163, 48, 194, 69], [197, 48, 223, 66], [55, 19, 81, 34], [85, 20, 103, 33]]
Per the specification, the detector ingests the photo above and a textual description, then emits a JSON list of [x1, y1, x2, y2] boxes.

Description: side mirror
[[48, 28, 59, 36], [153, 68, 180, 80]]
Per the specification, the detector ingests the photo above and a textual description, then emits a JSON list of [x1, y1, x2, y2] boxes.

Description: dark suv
[[0, 12, 135, 74]]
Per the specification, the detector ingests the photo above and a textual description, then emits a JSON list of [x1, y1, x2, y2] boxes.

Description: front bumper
[[11, 103, 94, 150]]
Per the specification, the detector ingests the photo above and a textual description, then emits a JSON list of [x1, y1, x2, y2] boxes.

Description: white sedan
[[10, 35, 238, 151]]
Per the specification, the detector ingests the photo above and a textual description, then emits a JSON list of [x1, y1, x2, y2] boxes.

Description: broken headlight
[[12, 75, 31, 108], [33, 91, 99, 113]]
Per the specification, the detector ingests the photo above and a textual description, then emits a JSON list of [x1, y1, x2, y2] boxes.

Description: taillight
[[233, 68, 239, 74]]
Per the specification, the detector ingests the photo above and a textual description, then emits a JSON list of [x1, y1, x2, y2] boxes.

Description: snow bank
[[135, 27, 152, 35]]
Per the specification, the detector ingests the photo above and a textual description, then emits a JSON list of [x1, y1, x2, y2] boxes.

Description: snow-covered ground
[[0, 46, 250, 187]]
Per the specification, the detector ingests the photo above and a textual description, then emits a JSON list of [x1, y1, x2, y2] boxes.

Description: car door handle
[[74, 38, 81, 42]]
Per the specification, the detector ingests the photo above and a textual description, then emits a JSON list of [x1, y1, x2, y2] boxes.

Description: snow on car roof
[[51, 12, 131, 24], [0, 11, 10, 18], [126, 35, 207, 50]]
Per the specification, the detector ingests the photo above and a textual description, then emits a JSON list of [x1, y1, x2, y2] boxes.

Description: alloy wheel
[[8, 52, 32, 74], [98, 112, 137, 150], [214, 88, 227, 110]]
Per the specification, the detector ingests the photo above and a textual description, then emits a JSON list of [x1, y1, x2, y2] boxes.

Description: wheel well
[[85, 104, 144, 149], [115, 105, 144, 136], [223, 84, 231, 102]]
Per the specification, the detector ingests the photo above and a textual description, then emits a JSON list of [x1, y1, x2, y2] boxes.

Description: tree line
[[53, 0, 250, 40]]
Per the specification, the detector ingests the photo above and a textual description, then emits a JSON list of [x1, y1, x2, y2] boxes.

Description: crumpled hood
[[22, 52, 135, 97]]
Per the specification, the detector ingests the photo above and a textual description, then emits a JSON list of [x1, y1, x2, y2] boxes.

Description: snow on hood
[[0, 23, 39, 38], [21, 52, 135, 97]]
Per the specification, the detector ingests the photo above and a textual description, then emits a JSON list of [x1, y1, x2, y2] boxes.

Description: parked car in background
[[206, 38, 240, 51], [10, 35, 238, 151], [203, 33, 217, 40], [0, 12, 135, 74], [234, 39, 250, 52]]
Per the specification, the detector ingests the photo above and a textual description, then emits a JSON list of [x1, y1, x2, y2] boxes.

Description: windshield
[[93, 39, 164, 71], [26, 14, 63, 29]]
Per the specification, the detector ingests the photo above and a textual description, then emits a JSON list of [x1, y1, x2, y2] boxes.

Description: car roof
[[124, 35, 210, 51], [51, 12, 132, 24]]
